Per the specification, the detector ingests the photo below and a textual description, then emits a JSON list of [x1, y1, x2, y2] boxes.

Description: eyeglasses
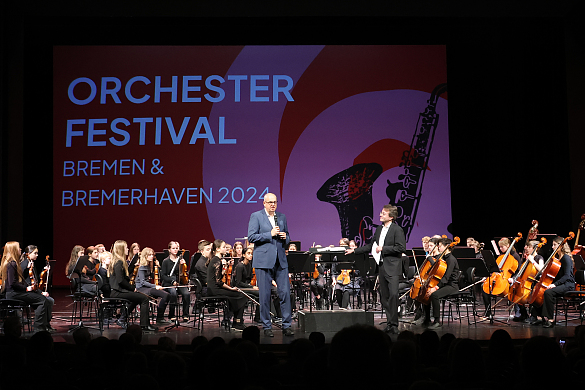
[[265, 201, 277, 205]]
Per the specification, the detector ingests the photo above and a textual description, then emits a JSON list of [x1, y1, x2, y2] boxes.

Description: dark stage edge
[[12, 288, 582, 346]]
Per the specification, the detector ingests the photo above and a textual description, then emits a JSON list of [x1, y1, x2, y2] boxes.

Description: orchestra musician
[[418, 237, 460, 329], [309, 252, 326, 310], [195, 240, 212, 287], [65, 245, 98, 295], [413, 237, 440, 324], [160, 241, 191, 322], [512, 240, 544, 322], [247, 192, 294, 337], [346, 204, 406, 334], [135, 247, 172, 325], [333, 238, 362, 309], [189, 239, 206, 277], [529, 236, 575, 328], [127, 242, 140, 264], [422, 236, 431, 255], [84, 245, 100, 281], [232, 241, 244, 264], [97, 250, 112, 297], [1, 241, 53, 333], [20, 245, 55, 332], [108, 240, 156, 331], [233, 246, 261, 323], [482, 237, 521, 318], [206, 239, 248, 331]]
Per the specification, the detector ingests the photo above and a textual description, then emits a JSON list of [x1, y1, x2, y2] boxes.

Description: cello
[[409, 235, 446, 300], [482, 233, 522, 297], [416, 237, 460, 304], [529, 232, 574, 306], [507, 237, 546, 305]]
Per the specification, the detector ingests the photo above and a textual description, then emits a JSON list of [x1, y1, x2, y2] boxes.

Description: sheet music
[[371, 241, 381, 264]]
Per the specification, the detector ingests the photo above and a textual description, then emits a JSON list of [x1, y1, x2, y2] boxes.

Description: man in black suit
[[346, 204, 406, 334]]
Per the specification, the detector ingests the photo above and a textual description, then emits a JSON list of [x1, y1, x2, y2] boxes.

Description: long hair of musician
[[109, 240, 129, 277]]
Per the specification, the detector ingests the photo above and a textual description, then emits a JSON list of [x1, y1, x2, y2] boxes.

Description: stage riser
[[298, 309, 374, 333]]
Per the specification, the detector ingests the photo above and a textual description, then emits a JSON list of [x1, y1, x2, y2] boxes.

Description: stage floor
[[16, 288, 582, 346]]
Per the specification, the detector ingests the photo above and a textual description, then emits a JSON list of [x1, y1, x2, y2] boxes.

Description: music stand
[[472, 250, 507, 325], [287, 251, 313, 311], [68, 255, 98, 332]]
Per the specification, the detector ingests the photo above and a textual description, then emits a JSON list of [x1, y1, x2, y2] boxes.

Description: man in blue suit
[[248, 192, 294, 337]]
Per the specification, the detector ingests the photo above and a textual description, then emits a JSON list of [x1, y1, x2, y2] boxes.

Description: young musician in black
[[135, 247, 172, 325], [108, 240, 155, 331], [160, 241, 191, 322], [530, 236, 575, 328], [420, 237, 460, 329], [233, 246, 260, 323], [20, 245, 55, 331], [1, 241, 52, 333], [207, 239, 248, 330], [482, 237, 521, 318]]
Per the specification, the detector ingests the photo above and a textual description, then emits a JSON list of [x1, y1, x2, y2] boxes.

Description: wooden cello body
[[415, 236, 459, 304], [482, 233, 522, 297], [529, 232, 574, 306], [507, 238, 546, 305]]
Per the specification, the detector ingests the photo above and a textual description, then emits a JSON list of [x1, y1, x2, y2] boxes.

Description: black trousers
[[424, 285, 458, 320], [167, 286, 191, 318], [378, 264, 400, 327], [7, 291, 50, 329], [531, 283, 574, 319], [110, 289, 150, 326], [138, 287, 171, 319]]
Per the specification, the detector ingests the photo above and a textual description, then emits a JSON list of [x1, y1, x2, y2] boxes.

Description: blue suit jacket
[[248, 209, 290, 269]]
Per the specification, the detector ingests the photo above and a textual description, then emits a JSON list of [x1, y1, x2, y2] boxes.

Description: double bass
[[482, 233, 522, 297], [507, 237, 546, 305], [415, 236, 460, 304], [529, 232, 574, 306]]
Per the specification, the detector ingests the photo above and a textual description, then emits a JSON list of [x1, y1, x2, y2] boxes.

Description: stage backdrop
[[53, 45, 449, 286]]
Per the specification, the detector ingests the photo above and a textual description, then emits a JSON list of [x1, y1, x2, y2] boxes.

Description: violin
[[482, 233, 522, 297], [38, 255, 51, 292], [529, 232, 575, 306], [416, 236, 460, 304], [221, 256, 233, 287], [337, 270, 351, 285], [153, 260, 160, 286], [129, 261, 139, 285], [179, 249, 189, 285], [507, 237, 546, 305], [28, 256, 38, 291], [250, 268, 257, 286]]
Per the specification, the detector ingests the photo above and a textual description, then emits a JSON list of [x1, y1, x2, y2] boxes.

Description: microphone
[[274, 214, 280, 239]]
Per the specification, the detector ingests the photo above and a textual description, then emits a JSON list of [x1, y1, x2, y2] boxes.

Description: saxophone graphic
[[317, 163, 383, 244], [317, 83, 447, 244], [386, 83, 448, 241]]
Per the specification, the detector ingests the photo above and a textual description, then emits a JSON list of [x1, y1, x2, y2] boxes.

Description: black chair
[[440, 268, 478, 326], [0, 299, 32, 333], [555, 270, 585, 325], [67, 277, 100, 327], [191, 277, 230, 330]]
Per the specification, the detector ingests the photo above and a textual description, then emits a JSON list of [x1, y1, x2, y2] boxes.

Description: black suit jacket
[[355, 222, 406, 277]]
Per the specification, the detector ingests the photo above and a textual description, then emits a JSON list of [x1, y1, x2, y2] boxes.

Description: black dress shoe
[[530, 319, 543, 326], [264, 329, 274, 337], [543, 320, 555, 328], [384, 325, 399, 334], [427, 322, 442, 330], [283, 328, 295, 336], [141, 325, 156, 332], [156, 319, 172, 325]]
